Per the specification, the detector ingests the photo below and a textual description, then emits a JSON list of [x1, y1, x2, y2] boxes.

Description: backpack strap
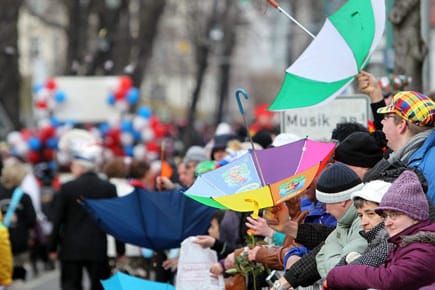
[[3, 187, 24, 228]]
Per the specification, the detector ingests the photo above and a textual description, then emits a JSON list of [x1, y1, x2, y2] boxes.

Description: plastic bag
[[176, 236, 225, 290]]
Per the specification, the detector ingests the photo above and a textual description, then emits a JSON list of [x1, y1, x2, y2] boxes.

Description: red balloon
[[27, 150, 41, 164], [36, 100, 48, 109], [119, 76, 133, 91], [45, 78, 57, 90], [146, 140, 159, 153], [20, 128, 32, 141], [105, 128, 121, 146], [39, 126, 55, 142], [43, 148, 55, 161]]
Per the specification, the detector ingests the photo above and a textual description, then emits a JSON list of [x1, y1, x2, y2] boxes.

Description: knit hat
[[351, 180, 392, 204], [183, 146, 208, 164], [375, 170, 429, 221], [377, 91, 435, 127], [334, 132, 383, 168], [316, 163, 363, 204]]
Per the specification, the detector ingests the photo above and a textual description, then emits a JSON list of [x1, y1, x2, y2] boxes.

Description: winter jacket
[[408, 129, 435, 203], [48, 171, 117, 261], [0, 211, 12, 286], [0, 185, 37, 255], [326, 220, 435, 290], [338, 222, 390, 267], [316, 204, 367, 278]]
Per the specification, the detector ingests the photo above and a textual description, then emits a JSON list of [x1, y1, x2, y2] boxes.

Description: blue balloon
[[54, 91, 66, 103], [99, 123, 110, 135], [46, 137, 58, 149], [28, 136, 42, 151], [137, 106, 151, 119], [32, 83, 44, 94], [132, 130, 141, 141], [107, 93, 116, 105], [121, 120, 133, 132], [123, 145, 134, 156], [50, 117, 61, 128], [126, 88, 140, 104]]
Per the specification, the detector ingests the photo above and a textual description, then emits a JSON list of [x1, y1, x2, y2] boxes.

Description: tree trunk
[[389, 0, 426, 91], [131, 0, 167, 86], [0, 0, 23, 129], [214, 0, 237, 126]]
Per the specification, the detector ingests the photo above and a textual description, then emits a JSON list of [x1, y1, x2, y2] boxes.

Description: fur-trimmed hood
[[400, 231, 435, 247]]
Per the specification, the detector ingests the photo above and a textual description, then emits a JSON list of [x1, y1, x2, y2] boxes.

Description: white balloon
[[7, 131, 23, 145], [107, 113, 122, 128], [141, 128, 154, 142], [132, 116, 149, 131], [14, 141, 29, 156], [120, 132, 134, 146], [115, 100, 129, 113], [133, 144, 147, 160], [37, 118, 51, 129]]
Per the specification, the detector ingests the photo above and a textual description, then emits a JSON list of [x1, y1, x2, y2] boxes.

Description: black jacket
[[48, 171, 117, 261], [0, 185, 37, 254]]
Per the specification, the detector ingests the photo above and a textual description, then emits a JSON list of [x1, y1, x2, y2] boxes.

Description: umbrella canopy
[[82, 187, 216, 250], [101, 271, 175, 290], [269, 0, 385, 110], [184, 138, 335, 214]]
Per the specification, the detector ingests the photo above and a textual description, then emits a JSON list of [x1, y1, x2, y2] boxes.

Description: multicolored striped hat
[[377, 91, 435, 127]]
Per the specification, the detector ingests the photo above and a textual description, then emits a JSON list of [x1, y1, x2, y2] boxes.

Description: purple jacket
[[326, 220, 435, 290]]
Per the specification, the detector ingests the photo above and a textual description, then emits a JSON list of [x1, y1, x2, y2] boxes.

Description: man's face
[[180, 161, 196, 187], [381, 113, 403, 151], [357, 200, 383, 232], [325, 200, 349, 220]]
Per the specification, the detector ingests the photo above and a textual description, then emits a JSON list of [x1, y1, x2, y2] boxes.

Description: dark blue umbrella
[[82, 187, 216, 251]]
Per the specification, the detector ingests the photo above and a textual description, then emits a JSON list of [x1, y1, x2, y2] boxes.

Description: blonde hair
[[1, 157, 27, 189]]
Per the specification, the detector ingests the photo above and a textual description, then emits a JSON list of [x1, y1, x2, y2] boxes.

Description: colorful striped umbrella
[[269, 0, 385, 110], [184, 138, 335, 216]]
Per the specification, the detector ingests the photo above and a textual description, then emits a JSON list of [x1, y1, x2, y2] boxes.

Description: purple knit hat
[[375, 170, 429, 221]]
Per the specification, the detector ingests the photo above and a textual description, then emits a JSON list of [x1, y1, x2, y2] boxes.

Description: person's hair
[[1, 157, 27, 189], [128, 160, 150, 179], [353, 196, 379, 209], [103, 157, 128, 179], [211, 210, 225, 224], [331, 122, 368, 143]]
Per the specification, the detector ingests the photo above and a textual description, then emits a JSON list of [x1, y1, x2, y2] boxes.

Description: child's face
[[208, 218, 220, 239]]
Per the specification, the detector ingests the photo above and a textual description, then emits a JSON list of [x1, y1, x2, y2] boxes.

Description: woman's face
[[357, 200, 383, 232], [382, 210, 418, 237], [208, 218, 220, 240]]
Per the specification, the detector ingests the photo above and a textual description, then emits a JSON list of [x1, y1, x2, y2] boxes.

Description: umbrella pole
[[267, 0, 315, 39], [234, 89, 266, 186]]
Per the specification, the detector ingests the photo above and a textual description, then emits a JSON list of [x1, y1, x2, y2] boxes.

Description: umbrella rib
[[294, 137, 308, 173]]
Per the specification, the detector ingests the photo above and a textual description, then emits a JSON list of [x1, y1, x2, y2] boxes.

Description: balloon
[[36, 100, 48, 109], [107, 93, 116, 105], [141, 128, 154, 142], [32, 83, 44, 94], [137, 106, 151, 119], [120, 132, 134, 146], [119, 76, 133, 91], [45, 78, 57, 90], [133, 144, 147, 160], [120, 119, 133, 132], [126, 87, 140, 104], [50, 117, 61, 128], [132, 116, 149, 131], [14, 141, 29, 156], [99, 123, 110, 136], [6, 131, 22, 145], [54, 91, 66, 103], [27, 150, 41, 164], [43, 148, 55, 161], [46, 137, 58, 149], [28, 136, 42, 151], [114, 100, 129, 113], [123, 145, 134, 157]]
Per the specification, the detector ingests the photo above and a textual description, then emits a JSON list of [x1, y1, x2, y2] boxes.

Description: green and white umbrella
[[268, 0, 385, 111]]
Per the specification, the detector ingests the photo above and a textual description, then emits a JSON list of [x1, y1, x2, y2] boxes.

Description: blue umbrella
[[82, 187, 216, 250], [101, 271, 175, 290]]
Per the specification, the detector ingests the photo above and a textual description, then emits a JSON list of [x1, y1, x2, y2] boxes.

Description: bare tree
[[390, 0, 426, 91], [0, 0, 24, 129]]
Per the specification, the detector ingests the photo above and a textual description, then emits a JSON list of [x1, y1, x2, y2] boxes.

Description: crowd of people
[[0, 70, 434, 290]]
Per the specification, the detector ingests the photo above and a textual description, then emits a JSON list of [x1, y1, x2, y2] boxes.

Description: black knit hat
[[316, 163, 363, 203], [334, 132, 383, 168]]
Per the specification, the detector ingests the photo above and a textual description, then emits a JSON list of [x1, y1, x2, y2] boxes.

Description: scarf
[[388, 129, 433, 164]]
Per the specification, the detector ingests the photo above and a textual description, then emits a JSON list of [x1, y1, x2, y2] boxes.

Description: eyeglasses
[[380, 211, 403, 220]]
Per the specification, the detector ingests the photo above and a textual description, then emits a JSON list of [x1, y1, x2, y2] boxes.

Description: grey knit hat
[[316, 162, 363, 203], [183, 146, 208, 164], [375, 170, 429, 221]]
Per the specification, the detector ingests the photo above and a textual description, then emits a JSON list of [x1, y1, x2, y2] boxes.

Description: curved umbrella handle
[[245, 198, 259, 219], [235, 88, 249, 115]]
